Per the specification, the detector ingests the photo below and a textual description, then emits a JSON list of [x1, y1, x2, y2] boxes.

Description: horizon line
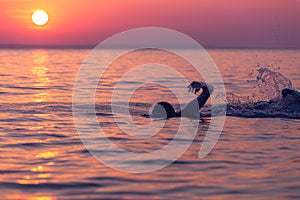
[[0, 44, 299, 50]]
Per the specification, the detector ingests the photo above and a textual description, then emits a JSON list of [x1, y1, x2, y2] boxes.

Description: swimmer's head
[[282, 88, 294, 97], [151, 101, 176, 119]]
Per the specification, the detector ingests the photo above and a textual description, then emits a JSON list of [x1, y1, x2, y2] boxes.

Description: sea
[[0, 48, 299, 199]]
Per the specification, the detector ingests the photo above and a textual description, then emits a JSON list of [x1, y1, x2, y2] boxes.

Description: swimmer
[[280, 88, 300, 104], [151, 81, 213, 119]]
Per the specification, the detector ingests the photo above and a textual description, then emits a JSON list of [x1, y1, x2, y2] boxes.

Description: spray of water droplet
[[223, 66, 299, 119]]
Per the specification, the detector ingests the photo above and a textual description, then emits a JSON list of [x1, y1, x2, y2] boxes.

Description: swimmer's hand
[[187, 81, 206, 94]]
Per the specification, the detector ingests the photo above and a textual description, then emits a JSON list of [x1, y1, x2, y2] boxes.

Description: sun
[[32, 10, 48, 26]]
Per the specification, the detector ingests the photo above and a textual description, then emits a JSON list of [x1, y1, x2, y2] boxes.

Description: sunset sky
[[1, 0, 299, 48]]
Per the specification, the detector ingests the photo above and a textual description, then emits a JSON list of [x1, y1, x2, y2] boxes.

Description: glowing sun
[[32, 10, 48, 26]]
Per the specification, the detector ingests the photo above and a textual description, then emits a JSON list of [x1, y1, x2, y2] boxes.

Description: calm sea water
[[0, 49, 299, 199]]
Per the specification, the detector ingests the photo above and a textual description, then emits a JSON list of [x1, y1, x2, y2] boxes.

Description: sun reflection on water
[[35, 151, 58, 159], [28, 196, 57, 200], [30, 50, 51, 102], [31, 165, 44, 172], [16, 151, 58, 187]]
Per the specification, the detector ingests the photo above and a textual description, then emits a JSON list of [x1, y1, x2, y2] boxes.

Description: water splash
[[227, 67, 293, 105], [251, 67, 293, 102], [224, 67, 299, 119]]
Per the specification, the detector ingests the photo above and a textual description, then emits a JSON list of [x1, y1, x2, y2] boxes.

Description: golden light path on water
[[31, 50, 51, 102]]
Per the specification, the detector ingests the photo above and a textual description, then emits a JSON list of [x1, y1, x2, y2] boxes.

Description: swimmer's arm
[[179, 82, 212, 117]]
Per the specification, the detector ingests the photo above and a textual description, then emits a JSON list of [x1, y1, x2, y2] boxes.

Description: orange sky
[[0, 0, 299, 48]]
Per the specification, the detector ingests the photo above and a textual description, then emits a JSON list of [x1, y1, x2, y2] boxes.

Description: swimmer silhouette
[[151, 81, 213, 119], [281, 88, 300, 104]]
